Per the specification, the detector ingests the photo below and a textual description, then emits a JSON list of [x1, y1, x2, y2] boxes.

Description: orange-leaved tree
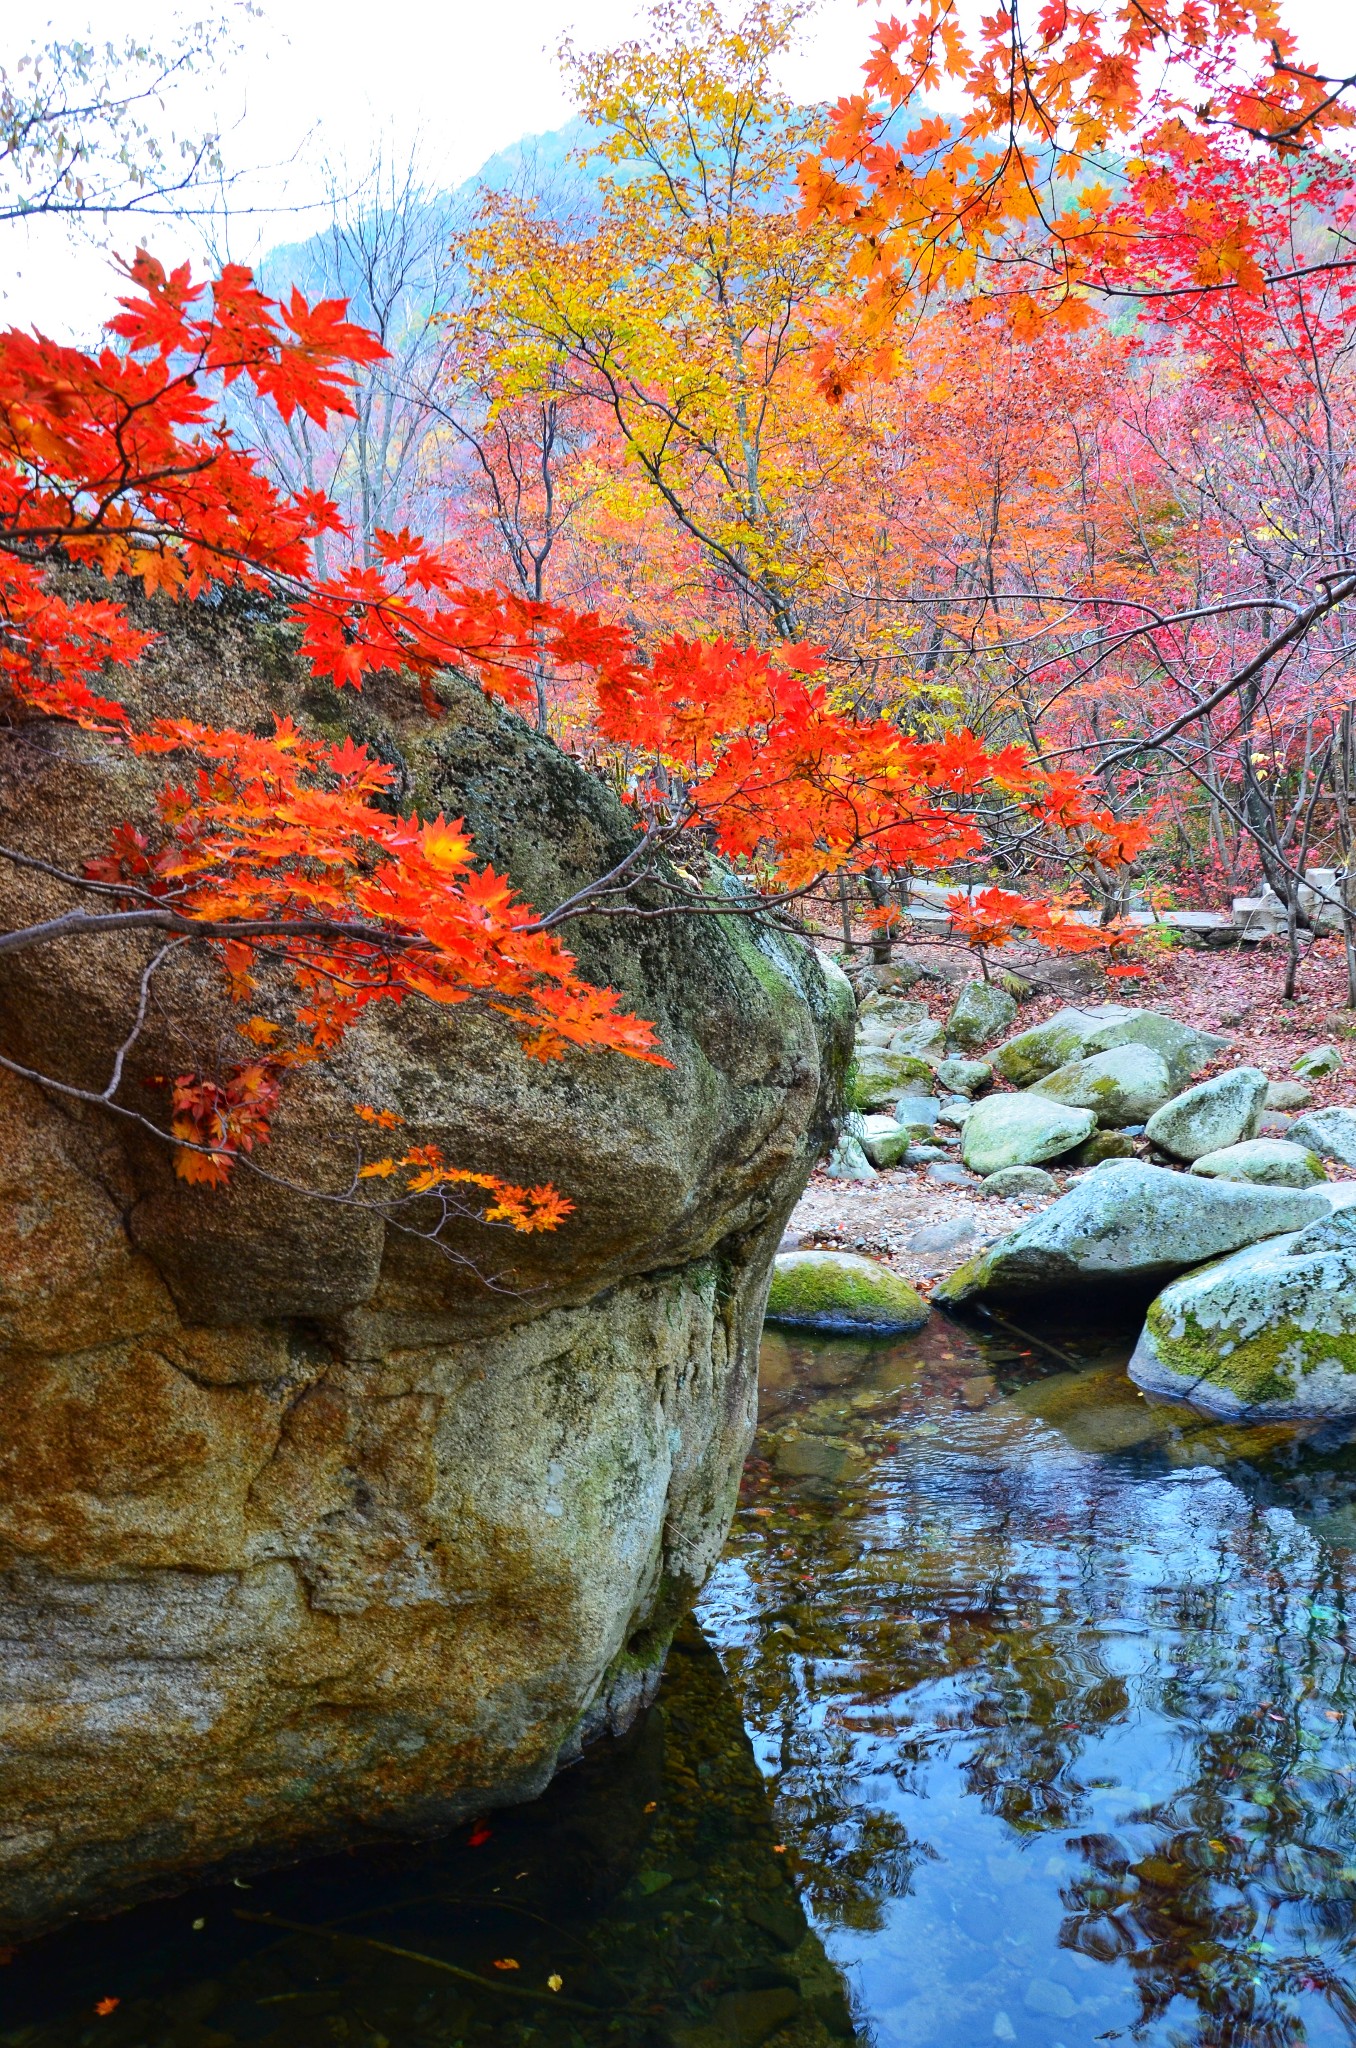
[[0, 252, 1148, 1239]]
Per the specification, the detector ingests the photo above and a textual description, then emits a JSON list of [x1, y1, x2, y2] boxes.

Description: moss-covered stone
[[1189, 1138, 1328, 1186], [1129, 1221, 1356, 1415], [1030, 1044, 1174, 1127], [765, 1251, 929, 1332]]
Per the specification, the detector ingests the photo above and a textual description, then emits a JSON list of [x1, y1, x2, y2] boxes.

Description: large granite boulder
[[959, 1093, 1095, 1174], [991, 1005, 1226, 1090], [936, 1160, 1328, 1304], [1029, 1044, 1175, 1127], [0, 605, 852, 1944], [1129, 1205, 1356, 1416], [1144, 1066, 1268, 1161]]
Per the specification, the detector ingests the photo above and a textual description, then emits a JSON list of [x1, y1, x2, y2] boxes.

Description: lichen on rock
[[0, 605, 852, 1943]]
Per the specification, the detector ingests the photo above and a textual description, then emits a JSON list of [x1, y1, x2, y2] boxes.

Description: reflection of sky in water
[[702, 1321, 1356, 2047]]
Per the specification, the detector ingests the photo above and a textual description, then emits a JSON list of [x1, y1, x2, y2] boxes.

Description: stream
[[7, 1309, 1356, 2048]]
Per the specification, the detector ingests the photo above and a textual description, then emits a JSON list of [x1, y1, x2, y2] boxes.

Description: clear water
[[8, 1309, 1356, 2048]]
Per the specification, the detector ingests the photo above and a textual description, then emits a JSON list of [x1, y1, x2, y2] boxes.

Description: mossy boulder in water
[[765, 1251, 929, 1332], [937, 1160, 1328, 1304], [1030, 1044, 1174, 1127], [1189, 1138, 1328, 1186], [1129, 1205, 1356, 1416], [960, 1092, 1096, 1174]]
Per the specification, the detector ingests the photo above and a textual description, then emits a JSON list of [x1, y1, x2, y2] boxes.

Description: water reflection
[[10, 1311, 1356, 2048], [3, 1629, 856, 2048], [702, 1316, 1356, 2046]]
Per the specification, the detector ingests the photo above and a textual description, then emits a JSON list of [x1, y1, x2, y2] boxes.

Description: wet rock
[[960, 1094, 1097, 1174], [1294, 1044, 1342, 1080], [773, 1436, 869, 1485], [1289, 1106, 1356, 1167], [1024, 1980, 1077, 2020], [936, 1161, 1328, 1304], [1144, 1066, 1268, 1162], [859, 1115, 912, 1169], [1030, 1044, 1175, 1127], [765, 1251, 930, 1333], [991, 1005, 1226, 1090], [935, 1056, 993, 1096], [1190, 1138, 1328, 1186], [979, 1165, 1057, 1199], [1266, 1079, 1313, 1111], [711, 1985, 802, 2044], [1129, 1212, 1356, 1416], [946, 980, 1018, 1051]]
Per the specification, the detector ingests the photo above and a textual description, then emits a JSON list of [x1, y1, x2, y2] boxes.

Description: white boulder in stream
[[1030, 1044, 1174, 1127], [936, 1160, 1329, 1304], [1129, 1202, 1356, 1416], [1144, 1066, 1267, 1161], [960, 1093, 1096, 1174]]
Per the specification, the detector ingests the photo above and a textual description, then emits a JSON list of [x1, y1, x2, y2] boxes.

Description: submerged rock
[[935, 1160, 1328, 1304], [1190, 1138, 1328, 1186], [1129, 1207, 1356, 1416], [991, 1005, 1226, 1090], [1289, 1106, 1356, 1168], [0, 635, 851, 1944], [1030, 1044, 1174, 1127], [1144, 1066, 1268, 1161], [945, 979, 1018, 1050], [765, 1251, 930, 1332], [959, 1093, 1096, 1174]]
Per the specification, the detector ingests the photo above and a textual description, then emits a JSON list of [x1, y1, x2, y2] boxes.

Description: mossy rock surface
[[937, 1160, 1329, 1305], [1130, 1203, 1356, 1415], [765, 1251, 930, 1332], [1189, 1138, 1328, 1187], [1144, 1065, 1267, 1162], [992, 1005, 1226, 1091], [1030, 1044, 1174, 1127], [959, 1092, 1095, 1174]]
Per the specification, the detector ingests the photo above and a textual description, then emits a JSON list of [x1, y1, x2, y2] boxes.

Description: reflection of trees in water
[[721, 1400, 1356, 2045], [1057, 1501, 1356, 2046]]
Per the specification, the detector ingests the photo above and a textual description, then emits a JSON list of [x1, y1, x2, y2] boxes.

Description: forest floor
[[786, 932, 1356, 1298]]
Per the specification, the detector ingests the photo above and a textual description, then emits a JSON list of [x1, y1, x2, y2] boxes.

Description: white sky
[[3, 0, 1355, 337]]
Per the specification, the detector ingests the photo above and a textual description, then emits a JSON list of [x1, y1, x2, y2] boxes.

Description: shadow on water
[[11, 1305, 1356, 2048], [3, 1629, 855, 2048]]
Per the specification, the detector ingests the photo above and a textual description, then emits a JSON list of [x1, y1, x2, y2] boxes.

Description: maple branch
[[1092, 571, 1356, 770], [0, 905, 437, 958]]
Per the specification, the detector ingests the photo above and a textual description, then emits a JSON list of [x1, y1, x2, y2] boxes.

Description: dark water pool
[[8, 1310, 1356, 2048]]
